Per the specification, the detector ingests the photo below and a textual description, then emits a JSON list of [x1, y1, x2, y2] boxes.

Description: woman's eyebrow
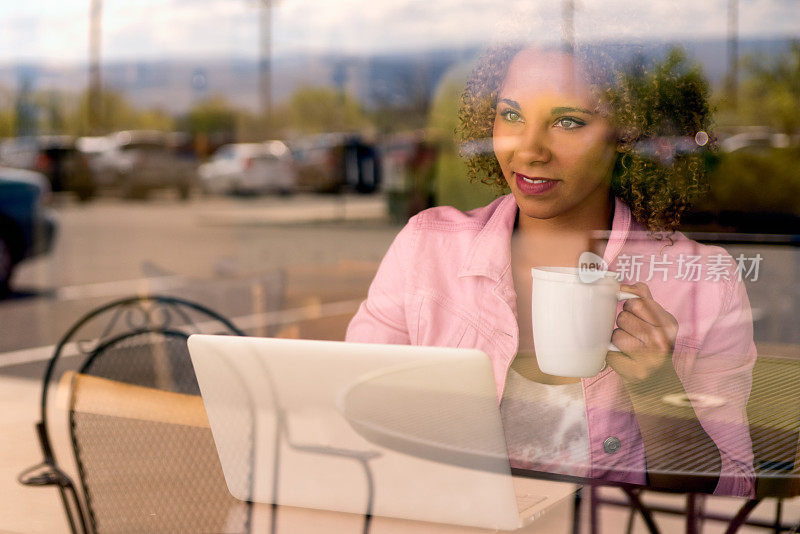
[[497, 97, 520, 108], [550, 106, 593, 115]]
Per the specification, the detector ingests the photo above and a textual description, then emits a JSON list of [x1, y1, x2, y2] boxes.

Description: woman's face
[[493, 49, 618, 224]]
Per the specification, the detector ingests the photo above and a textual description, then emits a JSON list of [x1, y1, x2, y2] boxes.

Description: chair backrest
[[80, 329, 201, 394], [68, 370, 250, 533], [36, 295, 252, 534]]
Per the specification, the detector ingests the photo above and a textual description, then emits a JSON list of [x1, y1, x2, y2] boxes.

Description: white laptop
[[187, 335, 577, 531]]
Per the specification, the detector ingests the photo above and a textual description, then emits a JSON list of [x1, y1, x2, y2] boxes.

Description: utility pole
[[88, 0, 103, 134], [259, 0, 273, 134], [726, 0, 739, 109], [562, 0, 575, 54]]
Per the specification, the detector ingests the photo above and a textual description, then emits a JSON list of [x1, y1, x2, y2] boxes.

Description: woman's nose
[[516, 126, 551, 164]]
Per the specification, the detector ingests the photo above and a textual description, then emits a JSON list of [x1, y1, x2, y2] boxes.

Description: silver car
[[199, 141, 297, 196]]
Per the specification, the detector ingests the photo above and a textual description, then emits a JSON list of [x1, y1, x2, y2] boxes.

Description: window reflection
[[1, 0, 799, 531]]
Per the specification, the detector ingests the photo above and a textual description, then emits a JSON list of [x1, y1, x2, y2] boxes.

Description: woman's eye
[[555, 117, 585, 129], [501, 109, 522, 123]]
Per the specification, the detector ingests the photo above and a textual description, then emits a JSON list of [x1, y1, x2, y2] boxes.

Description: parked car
[[76, 135, 117, 186], [198, 141, 297, 195], [96, 130, 198, 199], [290, 134, 380, 194], [0, 136, 95, 201], [0, 166, 57, 294], [720, 129, 791, 153]]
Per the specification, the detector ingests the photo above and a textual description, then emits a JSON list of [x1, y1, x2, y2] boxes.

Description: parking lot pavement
[[1, 194, 398, 355], [197, 193, 387, 225]]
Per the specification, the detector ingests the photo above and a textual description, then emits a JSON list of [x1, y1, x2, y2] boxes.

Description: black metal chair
[[18, 294, 252, 534]]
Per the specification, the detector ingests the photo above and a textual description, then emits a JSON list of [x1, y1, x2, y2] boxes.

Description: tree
[[0, 108, 14, 138], [282, 86, 368, 134], [739, 41, 800, 136], [0, 86, 14, 137], [694, 42, 800, 221], [70, 89, 133, 134], [66, 89, 174, 135], [427, 62, 498, 211], [182, 96, 238, 136]]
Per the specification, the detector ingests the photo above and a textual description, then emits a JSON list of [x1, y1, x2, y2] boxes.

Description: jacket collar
[[458, 195, 518, 281], [458, 193, 634, 281], [603, 197, 634, 267]]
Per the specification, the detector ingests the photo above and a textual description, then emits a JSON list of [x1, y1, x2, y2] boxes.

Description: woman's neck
[[513, 194, 614, 267], [517, 192, 614, 237]]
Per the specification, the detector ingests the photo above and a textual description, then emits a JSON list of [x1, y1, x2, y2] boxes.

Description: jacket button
[[603, 436, 621, 454]]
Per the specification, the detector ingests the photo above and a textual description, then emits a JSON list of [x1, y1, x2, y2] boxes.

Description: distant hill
[[0, 37, 794, 115]]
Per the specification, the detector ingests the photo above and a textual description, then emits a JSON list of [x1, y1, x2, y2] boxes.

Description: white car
[[199, 141, 297, 195], [720, 130, 790, 153], [76, 136, 116, 186]]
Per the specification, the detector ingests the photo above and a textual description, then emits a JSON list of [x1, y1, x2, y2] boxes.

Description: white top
[[500, 368, 590, 477]]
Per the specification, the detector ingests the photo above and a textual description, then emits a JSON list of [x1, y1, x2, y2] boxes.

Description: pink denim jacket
[[346, 194, 756, 497]]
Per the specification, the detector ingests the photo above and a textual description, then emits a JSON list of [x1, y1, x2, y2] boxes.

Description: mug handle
[[608, 292, 641, 352]]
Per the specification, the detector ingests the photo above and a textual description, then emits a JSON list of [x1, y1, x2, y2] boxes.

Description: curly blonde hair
[[456, 45, 712, 232]]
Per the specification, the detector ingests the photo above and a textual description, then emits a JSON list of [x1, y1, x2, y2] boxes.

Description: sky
[[1, 0, 798, 64]]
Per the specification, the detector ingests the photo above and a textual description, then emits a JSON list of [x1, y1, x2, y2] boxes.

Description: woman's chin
[[513, 196, 561, 221]]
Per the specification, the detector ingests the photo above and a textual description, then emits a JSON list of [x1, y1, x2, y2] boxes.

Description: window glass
[[1, 1, 799, 529]]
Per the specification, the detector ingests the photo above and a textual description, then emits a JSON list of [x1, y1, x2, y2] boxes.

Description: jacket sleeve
[[345, 217, 417, 345], [684, 276, 757, 497]]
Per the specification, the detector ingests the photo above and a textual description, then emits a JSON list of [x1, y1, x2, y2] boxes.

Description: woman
[[347, 45, 756, 497]]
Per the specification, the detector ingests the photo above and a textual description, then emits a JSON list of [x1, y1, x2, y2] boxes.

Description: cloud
[[0, 0, 796, 63], [272, 0, 563, 56], [100, 0, 258, 59], [0, 8, 88, 63], [741, 0, 800, 36], [575, 0, 799, 42]]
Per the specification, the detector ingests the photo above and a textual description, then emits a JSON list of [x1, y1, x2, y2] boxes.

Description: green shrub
[[698, 147, 800, 214], [428, 62, 500, 211]]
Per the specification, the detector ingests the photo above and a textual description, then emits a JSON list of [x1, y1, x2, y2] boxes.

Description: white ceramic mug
[[530, 267, 639, 378]]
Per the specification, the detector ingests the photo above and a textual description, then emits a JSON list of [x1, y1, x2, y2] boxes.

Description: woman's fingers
[[616, 311, 675, 353], [620, 283, 663, 325], [620, 283, 678, 330], [620, 283, 678, 337], [615, 310, 650, 345], [611, 282, 679, 382], [611, 326, 644, 353], [622, 297, 659, 326], [620, 282, 651, 299]]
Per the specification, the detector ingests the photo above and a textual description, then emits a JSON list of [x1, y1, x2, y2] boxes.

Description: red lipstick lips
[[515, 173, 558, 195]]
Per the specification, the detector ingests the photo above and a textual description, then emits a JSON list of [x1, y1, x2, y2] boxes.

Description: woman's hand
[[607, 282, 679, 383]]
